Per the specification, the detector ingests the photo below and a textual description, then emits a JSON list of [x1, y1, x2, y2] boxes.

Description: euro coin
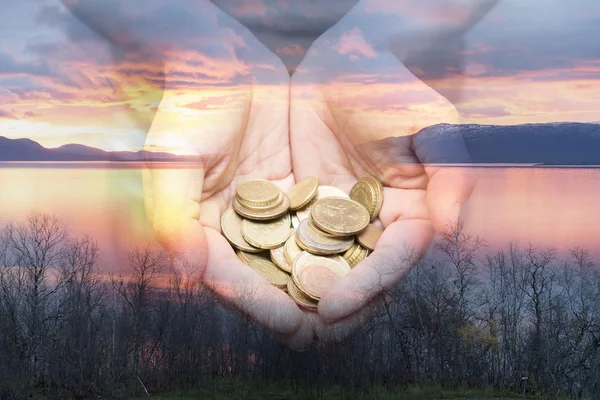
[[349, 180, 377, 221], [343, 243, 369, 267], [357, 224, 383, 251], [237, 179, 280, 207], [287, 278, 318, 311], [296, 218, 354, 255], [222, 178, 385, 305], [288, 177, 318, 210], [241, 214, 291, 249], [311, 197, 370, 236], [248, 258, 289, 289], [296, 185, 349, 222], [239, 191, 284, 210], [237, 250, 269, 265], [220, 208, 262, 253], [270, 245, 292, 273], [233, 192, 290, 220], [292, 252, 351, 300], [291, 213, 300, 228], [307, 216, 339, 238], [362, 176, 384, 220], [284, 229, 303, 265]]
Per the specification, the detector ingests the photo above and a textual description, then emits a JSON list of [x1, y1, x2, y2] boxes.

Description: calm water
[[1, 162, 599, 270]]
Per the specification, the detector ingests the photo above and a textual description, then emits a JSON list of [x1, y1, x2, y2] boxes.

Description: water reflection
[[1, 163, 599, 271]]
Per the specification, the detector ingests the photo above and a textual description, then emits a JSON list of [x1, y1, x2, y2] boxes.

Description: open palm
[[142, 15, 315, 350], [62, 0, 313, 349], [290, 30, 475, 341]]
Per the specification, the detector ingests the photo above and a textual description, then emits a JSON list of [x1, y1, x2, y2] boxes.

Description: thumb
[[142, 164, 207, 280]]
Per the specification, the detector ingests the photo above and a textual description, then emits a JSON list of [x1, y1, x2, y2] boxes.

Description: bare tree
[[110, 244, 168, 374], [3, 212, 70, 381]]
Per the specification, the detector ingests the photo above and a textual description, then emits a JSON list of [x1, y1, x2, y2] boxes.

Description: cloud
[[24, 110, 43, 118], [0, 86, 20, 103], [0, 52, 53, 76], [210, 0, 359, 71], [336, 28, 377, 58], [0, 109, 18, 119], [460, 105, 511, 119], [465, 62, 489, 77]]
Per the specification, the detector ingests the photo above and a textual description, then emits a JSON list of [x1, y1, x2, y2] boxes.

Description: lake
[[1, 162, 599, 271]]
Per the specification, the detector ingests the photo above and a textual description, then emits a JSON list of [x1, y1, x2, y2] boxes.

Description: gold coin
[[284, 229, 303, 265], [296, 219, 354, 255], [299, 265, 341, 300], [270, 245, 292, 273], [349, 180, 377, 221], [291, 213, 300, 228], [248, 258, 289, 288], [237, 250, 269, 265], [288, 177, 318, 210], [220, 208, 262, 253], [287, 278, 318, 311], [241, 214, 291, 249], [357, 224, 383, 251], [236, 179, 280, 207], [345, 244, 369, 267], [307, 216, 339, 238], [233, 192, 290, 220], [239, 192, 284, 211], [362, 176, 384, 219], [292, 252, 351, 300], [296, 185, 349, 222], [311, 197, 370, 236], [343, 243, 359, 260]]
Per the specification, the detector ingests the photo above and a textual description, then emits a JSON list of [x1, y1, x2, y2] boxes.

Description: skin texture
[[140, 18, 317, 349], [290, 28, 475, 342], [62, 0, 501, 348]]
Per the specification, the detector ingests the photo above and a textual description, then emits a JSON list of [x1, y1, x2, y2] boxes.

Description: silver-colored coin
[[295, 218, 354, 255]]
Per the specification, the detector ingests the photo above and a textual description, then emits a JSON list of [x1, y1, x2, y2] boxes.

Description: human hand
[[62, 0, 314, 349], [289, 16, 476, 342]]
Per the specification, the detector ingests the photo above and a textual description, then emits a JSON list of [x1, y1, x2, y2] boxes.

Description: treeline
[[0, 212, 599, 399]]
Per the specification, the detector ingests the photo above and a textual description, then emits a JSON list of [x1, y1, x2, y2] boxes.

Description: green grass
[[134, 380, 556, 400]]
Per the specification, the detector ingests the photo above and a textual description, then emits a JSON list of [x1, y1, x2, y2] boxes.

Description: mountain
[[0, 137, 196, 162], [55, 144, 110, 157], [1, 122, 600, 164], [361, 122, 600, 165]]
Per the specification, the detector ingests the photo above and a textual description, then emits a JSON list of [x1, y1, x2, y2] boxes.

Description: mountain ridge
[[2, 121, 600, 164], [0, 137, 197, 162]]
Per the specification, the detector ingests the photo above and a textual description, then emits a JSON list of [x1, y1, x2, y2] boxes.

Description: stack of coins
[[220, 176, 384, 311]]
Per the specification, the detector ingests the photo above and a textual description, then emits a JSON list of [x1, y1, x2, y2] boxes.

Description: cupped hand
[[290, 27, 476, 342], [131, 3, 313, 349]]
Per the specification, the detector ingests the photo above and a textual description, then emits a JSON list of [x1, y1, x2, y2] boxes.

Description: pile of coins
[[220, 176, 384, 311]]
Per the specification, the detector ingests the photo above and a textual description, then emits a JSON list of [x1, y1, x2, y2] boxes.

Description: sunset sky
[[1, 0, 599, 154]]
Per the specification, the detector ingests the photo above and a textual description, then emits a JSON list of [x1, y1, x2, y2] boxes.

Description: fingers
[[424, 166, 476, 233], [318, 219, 433, 323], [203, 229, 314, 350], [314, 293, 390, 343], [412, 125, 476, 233], [143, 171, 314, 349]]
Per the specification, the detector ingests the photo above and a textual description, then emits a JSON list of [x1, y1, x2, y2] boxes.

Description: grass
[[133, 380, 559, 400]]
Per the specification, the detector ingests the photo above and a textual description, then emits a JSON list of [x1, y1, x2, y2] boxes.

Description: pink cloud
[[0, 109, 18, 119], [336, 28, 377, 58], [363, 1, 484, 30], [465, 63, 488, 77]]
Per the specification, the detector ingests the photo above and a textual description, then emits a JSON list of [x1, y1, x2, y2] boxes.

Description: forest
[[0, 212, 599, 399]]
